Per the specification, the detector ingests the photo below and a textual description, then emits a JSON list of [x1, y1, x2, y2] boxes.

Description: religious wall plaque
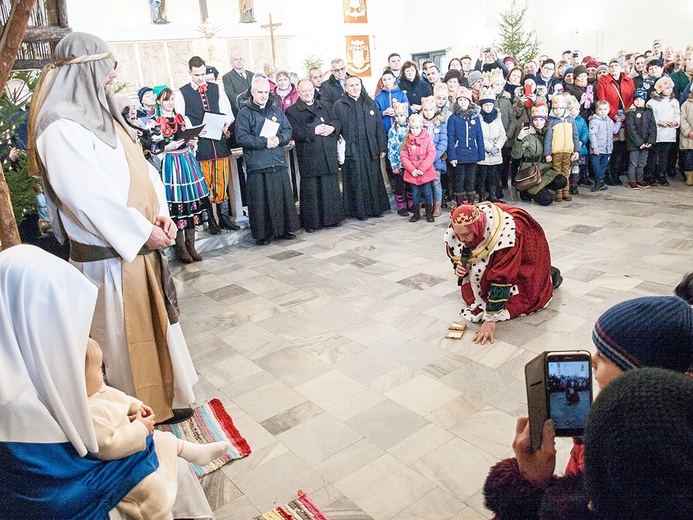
[[345, 36, 371, 77], [343, 0, 367, 24]]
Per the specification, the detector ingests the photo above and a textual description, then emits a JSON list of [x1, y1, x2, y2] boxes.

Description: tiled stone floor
[[173, 179, 693, 520]]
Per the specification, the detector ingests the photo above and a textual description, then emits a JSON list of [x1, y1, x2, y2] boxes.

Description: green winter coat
[[511, 130, 562, 195]]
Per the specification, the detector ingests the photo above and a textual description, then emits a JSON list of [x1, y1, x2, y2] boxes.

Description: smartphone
[[572, 52, 579, 58], [525, 351, 593, 452], [484, 48, 491, 53], [524, 84, 533, 97]]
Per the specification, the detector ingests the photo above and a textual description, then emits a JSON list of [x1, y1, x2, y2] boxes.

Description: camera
[[525, 351, 593, 452]]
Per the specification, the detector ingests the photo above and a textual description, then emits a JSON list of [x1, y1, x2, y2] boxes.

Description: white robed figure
[[29, 32, 197, 422]]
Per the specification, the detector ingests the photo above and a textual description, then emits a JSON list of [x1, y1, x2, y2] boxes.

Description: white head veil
[[0, 245, 98, 456]]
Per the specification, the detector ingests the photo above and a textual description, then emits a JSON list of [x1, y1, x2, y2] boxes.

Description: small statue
[[149, 0, 169, 24], [239, 0, 255, 23]]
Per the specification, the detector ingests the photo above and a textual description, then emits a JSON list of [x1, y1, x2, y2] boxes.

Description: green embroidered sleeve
[[486, 283, 512, 314]]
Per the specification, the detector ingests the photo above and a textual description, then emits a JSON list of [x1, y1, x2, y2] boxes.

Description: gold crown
[[481, 71, 492, 85], [393, 100, 409, 114], [450, 204, 481, 226], [490, 68, 505, 85]]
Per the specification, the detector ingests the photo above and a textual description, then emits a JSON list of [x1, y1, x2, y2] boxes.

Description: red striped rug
[[156, 398, 251, 477], [250, 491, 330, 520]]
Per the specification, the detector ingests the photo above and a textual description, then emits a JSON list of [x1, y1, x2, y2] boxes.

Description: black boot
[[409, 204, 420, 222], [200, 198, 220, 234], [425, 204, 434, 222], [217, 203, 240, 230]]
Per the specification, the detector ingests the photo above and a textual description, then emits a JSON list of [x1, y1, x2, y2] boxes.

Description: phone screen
[[546, 354, 592, 436], [525, 351, 592, 452]]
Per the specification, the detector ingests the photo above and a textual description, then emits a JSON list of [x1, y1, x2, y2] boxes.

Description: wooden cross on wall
[[261, 14, 282, 64]]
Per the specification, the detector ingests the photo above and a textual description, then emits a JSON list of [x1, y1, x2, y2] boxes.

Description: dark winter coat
[[447, 105, 485, 164], [398, 75, 432, 109], [235, 97, 293, 172], [285, 99, 340, 177], [320, 74, 349, 108], [625, 106, 657, 152], [221, 68, 254, 115], [332, 92, 387, 161]]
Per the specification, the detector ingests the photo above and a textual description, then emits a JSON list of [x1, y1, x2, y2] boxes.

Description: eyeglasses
[[332, 66, 347, 73]]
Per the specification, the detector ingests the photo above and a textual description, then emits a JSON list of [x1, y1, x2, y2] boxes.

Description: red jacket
[[597, 72, 635, 119], [401, 131, 437, 185]]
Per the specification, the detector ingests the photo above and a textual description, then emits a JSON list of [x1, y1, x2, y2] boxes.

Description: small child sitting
[[401, 114, 437, 222], [625, 88, 657, 188], [387, 100, 410, 216], [86, 339, 230, 520], [589, 99, 621, 192]]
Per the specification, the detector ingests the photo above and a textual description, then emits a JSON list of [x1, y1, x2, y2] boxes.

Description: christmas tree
[[496, 0, 541, 65]]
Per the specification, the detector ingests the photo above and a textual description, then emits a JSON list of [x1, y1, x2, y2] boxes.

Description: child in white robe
[[86, 339, 229, 520]]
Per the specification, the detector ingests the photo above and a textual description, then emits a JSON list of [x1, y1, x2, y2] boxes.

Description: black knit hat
[[592, 296, 693, 373], [584, 368, 693, 519], [137, 86, 153, 104]]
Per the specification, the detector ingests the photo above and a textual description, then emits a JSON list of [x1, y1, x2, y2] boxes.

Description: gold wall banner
[[343, 0, 367, 24], [345, 36, 371, 77]]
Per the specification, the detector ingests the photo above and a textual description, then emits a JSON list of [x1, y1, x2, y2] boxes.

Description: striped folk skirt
[[161, 148, 210, 229]]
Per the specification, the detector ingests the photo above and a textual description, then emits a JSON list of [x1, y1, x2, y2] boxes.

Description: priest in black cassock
[[235, 75, 300, 245], [285, 80, 344, 232], [332, 76, 390, 220]]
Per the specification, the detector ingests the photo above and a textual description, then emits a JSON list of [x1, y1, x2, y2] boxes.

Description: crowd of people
[[116, 37, 693, 258]]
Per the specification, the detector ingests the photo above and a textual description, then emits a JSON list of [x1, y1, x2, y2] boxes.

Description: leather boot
[[554, 189, 563, 202], [432, 201, 442, 217], [175, 231, 193, 263], [454, 193, 465, 207], [685, 171, 693, 186], [465, 192, 475, 205], [409, 204, 420, 222], [217, 203, 240, 230], [201, 198, 220, 234], [395, 194, 408, 216], [562, 188, 572, 201], [425, 204, 435, 222], [185, 228, 202, 261], [206, 210, 221, 234]]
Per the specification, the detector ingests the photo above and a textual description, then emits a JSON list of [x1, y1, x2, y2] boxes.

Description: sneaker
[[591, 181, 608, 192], [628, 181, 640, 190], [637, 179, 650, 188], [569, 186, 579, 195], [579, 177, 593, 186], [659, 178, 670, 186]]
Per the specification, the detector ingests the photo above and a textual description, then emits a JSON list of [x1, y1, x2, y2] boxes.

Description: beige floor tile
[[335, 453, 436, 520], [385, 374, 462, 416], [276, 412, 363, 465]]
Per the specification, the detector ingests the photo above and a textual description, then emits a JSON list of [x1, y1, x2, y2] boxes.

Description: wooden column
[[0, 0, 37, 250]]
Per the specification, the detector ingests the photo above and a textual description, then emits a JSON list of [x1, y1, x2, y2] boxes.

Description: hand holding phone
[[512, 416, 557, 486]]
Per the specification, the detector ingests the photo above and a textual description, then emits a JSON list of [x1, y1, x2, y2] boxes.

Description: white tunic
[[37, 119, 197, 406]]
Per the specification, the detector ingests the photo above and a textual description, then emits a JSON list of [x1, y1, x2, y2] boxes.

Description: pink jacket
[[401, 131, 437, 185]]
